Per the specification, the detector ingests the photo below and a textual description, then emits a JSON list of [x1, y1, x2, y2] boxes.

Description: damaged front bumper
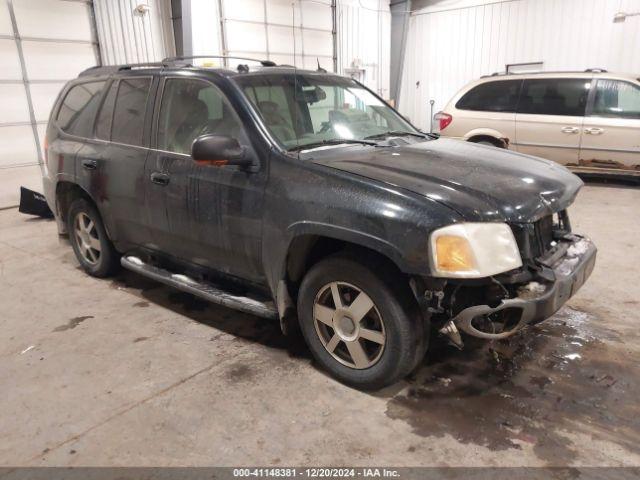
[[442, 235, 597, 341]]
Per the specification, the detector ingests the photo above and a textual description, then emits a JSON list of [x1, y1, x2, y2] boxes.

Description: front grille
[[535, 215, 554, 254], [511, 210, 571, 261]]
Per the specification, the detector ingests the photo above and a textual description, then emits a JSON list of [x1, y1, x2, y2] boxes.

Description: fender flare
[[284, 221, 409, 273]]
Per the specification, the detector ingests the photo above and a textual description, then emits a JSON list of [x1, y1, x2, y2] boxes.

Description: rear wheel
[[67, 198, 120, 277], [297, 256, 426, 390]]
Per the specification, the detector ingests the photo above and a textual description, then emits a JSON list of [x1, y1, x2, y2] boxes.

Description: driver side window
[[157, 78, 245, 155]]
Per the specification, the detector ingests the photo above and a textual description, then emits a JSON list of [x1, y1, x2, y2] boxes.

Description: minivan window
[[157, 78, 245, 155], [455, 80, 522, 112], [95, 81, 118, 140], [111, 77, 152, 146], [56, 81, 107, 137], [518, 78, 589, 116], [592, 79, 640, 119]]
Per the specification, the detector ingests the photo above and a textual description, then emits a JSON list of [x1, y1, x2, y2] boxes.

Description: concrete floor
[[0, 184, 639, 467]]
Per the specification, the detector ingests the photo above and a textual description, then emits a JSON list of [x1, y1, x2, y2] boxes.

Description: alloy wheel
[[73, 212, 101, 265], [313, 281, 386, 369]]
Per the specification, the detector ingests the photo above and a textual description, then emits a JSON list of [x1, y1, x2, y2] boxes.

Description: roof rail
[[79, 62, 168, 77], [162, 55, 277, 68]]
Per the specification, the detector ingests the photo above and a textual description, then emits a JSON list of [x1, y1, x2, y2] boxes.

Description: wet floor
[[110, 269, 640, 465], [387, 306, 640, 464]]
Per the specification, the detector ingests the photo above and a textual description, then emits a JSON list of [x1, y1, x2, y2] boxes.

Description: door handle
[[81, 159, 97, 170], [584, 127, 604, 135], [150, 172, 170, 186], [561, 126, 580, 134]]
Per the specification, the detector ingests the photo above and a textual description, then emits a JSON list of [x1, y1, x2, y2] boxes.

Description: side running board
[[121, 255, 278, 320]]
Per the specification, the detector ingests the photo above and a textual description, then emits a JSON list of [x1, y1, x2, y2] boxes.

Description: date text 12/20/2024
[[233, 469, 400, 478]]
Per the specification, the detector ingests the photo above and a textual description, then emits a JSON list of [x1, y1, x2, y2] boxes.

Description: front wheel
[[297, 256, 426, 390]]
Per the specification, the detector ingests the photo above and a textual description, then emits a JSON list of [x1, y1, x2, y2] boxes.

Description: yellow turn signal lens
[[435, 235, 476, 272]]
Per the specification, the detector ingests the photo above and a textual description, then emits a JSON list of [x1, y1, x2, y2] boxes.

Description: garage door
[[0, 0, 98, 208], [221, 0, 335, 71]]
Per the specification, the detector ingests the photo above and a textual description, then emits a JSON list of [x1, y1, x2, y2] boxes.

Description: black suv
[[43, 58, 596, 389]]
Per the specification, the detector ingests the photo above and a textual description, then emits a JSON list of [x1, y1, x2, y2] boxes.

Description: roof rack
[[162, 55, 277, 68], [481, 68, 610, 78], [79, 62, 168, 77], [79, 55, 278, 78]]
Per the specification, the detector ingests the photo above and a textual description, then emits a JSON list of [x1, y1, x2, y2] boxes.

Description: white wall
[[398, 0, 640, 131], [185, 0, 391, 96], [93, 0, 175, 65], [0, 0, 99, 207], [337, 0, 391, 98]]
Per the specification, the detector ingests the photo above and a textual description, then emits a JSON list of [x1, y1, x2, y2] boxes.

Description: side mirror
[[191, 134, 254, 169]]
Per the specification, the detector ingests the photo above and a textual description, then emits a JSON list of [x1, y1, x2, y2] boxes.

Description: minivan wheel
[[67, 198, 120, 277], [297, 256, 426, 390]]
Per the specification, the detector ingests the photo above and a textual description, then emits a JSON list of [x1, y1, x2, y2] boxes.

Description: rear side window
[[95, 81, 118, 140], [56, 81, 107, 137], [111, 77, 152, 146], [517, 78, 590, 116], [591, 79, 640, 119], [456, 80, 521, 112]]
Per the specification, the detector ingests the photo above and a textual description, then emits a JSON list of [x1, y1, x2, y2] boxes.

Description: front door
[[514, 77, 591, 166], [146, 76, 267, 283], [579, 78, 640, 173]]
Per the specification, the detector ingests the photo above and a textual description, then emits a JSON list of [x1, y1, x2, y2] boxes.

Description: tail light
[[43, 135, 48, 166], [434, 111, 452, 131]]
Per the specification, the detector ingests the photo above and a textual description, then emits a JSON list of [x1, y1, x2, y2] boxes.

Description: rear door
[[579, 78, 640, 173], [515, 77, 591, 165], [85, 76, 156, 248]]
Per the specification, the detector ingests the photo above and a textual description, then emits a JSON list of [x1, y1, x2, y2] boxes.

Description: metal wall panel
[[93, 0, 175, 65], [220, 0, 334, 71], [399, 0, 640, 131], [0, 0, 100, 207], [337, 0, 391, 98]]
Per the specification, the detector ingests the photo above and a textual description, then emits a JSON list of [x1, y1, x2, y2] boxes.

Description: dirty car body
[[42, 60, 596, 388]]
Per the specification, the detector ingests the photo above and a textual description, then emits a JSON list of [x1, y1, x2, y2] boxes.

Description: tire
[[297, 256, 427, 390], [67, 198, 120, 278], [471, 138, 502, 148]]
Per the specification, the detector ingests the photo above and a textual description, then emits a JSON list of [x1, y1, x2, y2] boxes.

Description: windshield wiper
[[288, 139, 379, 152], [364, 130, 427, 140]]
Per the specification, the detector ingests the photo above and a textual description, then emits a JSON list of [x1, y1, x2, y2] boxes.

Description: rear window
[[56, 81, 107, 137], [111, 77, 152, 146], [517, 78, 590, 116], [95, 81, 118, 140], [456, 80, 522, 112], [591, 79, 640, 119]]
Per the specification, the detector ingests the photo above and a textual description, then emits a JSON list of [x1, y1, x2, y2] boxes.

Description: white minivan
[[435, 71, 640, 178]]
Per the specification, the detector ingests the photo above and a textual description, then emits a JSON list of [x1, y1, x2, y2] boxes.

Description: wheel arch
[[465, 128, 509, 148], [275, 224, 415, 334], [55, 181, 109, 237]]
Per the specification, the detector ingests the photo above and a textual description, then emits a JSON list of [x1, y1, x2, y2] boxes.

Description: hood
[[308, 138, 583, 223]]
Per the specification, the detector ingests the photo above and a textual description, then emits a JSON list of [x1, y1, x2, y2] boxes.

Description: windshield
[[233, 73, 420, 150]]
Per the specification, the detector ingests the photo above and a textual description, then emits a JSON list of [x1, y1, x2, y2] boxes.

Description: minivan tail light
[[43, 135, 48, 166], [434, 112, 452, 131]]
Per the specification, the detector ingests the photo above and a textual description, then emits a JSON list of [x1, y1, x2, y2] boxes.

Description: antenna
[[293, 1, 300, 155], [317, 58, 327, 73]]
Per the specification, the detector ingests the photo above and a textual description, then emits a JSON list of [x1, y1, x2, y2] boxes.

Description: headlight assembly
[[430, 223, 522, 278]]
